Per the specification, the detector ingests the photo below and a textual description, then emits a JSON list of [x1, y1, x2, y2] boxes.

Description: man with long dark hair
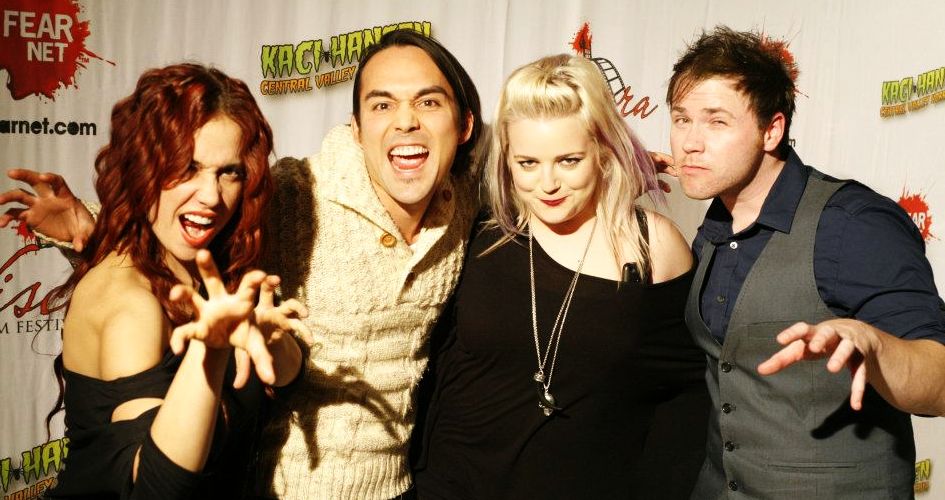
[[250, 29, 481, 499]]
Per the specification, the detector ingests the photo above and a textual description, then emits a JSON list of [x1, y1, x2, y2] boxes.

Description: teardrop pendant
[[536, 385, 561, 416]]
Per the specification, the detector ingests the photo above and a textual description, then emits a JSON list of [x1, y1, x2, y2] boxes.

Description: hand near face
[[757, 319, 876, 410], [649, 151, 676, 193], [649, 151, 677, 176], [0, 169, 93, 250]]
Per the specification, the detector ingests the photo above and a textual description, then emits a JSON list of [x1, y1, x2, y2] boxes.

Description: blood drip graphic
[[14, 221, 37, 244], [571, 22, 627, 104], [0, 0, 113, 100]]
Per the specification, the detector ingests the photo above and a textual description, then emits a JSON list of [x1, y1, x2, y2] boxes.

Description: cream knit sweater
[[255, 125, 476, 499]]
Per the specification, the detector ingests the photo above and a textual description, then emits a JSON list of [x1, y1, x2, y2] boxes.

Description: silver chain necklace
[[529, 218, 597, 417]]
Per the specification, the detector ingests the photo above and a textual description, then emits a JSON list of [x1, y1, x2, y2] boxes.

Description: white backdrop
[[1, 0, 942, 497]]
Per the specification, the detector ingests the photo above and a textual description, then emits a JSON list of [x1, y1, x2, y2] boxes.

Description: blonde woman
[[414, 55, 708, 499]]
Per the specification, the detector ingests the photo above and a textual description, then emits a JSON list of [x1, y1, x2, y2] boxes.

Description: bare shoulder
[[642, 209, 693, 283], [65, 253, 168, 380]]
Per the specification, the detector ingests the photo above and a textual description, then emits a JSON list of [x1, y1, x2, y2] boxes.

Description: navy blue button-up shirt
[[693, 149, 945, 345]]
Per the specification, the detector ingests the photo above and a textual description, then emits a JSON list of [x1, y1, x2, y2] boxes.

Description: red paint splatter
[[13, 220, 36, 244], [571, 22, 592, 57], [759, 34, 799, 85], [0, 0, 113, 100], [899, 190, 935, 242]]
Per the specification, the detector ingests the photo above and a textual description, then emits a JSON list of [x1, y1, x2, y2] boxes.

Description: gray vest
[[686, 172, 915, 499]]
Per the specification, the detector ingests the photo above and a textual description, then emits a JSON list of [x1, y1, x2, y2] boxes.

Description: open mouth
[[388, 145, 429, 171], [179, 213, 216, 247]]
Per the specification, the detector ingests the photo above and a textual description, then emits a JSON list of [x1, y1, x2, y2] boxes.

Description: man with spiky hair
[[665, 26, 945, 499]]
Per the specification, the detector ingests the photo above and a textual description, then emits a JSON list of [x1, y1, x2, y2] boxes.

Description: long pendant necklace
[[529, 218, 597, 417]]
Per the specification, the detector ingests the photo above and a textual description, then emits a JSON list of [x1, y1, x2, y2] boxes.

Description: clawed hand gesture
[[0, 169, 94, 250], [169, 249, 312, 387], [758, 319, 875, 410]]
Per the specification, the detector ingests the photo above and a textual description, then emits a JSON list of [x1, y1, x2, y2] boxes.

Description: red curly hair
[[47, 63, 274, 434], [64, 63, 273, 322]]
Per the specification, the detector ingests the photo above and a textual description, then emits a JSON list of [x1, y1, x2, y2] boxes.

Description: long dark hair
[[352, 29, 482, 176]]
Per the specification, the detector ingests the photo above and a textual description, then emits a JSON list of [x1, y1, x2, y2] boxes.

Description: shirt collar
[[700, 147, 810, 242]]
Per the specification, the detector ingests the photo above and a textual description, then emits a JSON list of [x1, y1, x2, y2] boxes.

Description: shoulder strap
[[634, 207, 651, 284], [635, 206, 649, 244]]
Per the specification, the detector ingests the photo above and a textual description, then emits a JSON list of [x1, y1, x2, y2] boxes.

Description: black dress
[[414, 226, 709, 499], [46, 349, 263, 499]]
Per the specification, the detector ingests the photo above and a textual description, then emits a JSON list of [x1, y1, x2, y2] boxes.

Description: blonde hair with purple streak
[[483, 54, 661, 273]]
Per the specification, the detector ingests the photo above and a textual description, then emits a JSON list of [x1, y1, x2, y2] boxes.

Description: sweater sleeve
[[34, 199, 101, 266], [262, 156, 318, 302]]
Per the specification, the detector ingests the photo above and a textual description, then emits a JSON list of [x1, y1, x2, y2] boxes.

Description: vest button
[[716, 295, 726, 303], [380, 233, 397, 247], [720, 362, 733, 373], [724, 441, 736, 451], [721, 403, 734, 413], [728, 480, 739, 491]]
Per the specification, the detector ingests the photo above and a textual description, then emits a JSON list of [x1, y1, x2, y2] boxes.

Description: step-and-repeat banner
[[1, 1, 942, 498]]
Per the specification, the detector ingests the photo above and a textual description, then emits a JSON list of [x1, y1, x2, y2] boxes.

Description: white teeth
[[183, 225, 208, 239], [390, 145, 428, 156], [183, 214, 213, 225]]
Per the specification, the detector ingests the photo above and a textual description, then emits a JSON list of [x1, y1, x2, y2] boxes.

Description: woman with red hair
[[23, 63, 309, 499]]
